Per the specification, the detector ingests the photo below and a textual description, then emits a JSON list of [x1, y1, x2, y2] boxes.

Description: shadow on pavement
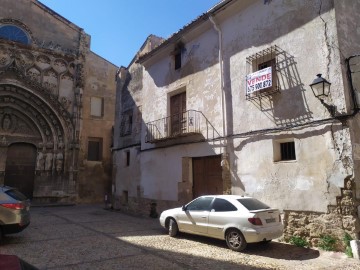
[[175, 232, 320, 261]]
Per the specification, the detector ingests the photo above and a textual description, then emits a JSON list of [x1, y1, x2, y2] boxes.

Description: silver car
[[159, 195, 283, 251], [0, 186, 31, 242]]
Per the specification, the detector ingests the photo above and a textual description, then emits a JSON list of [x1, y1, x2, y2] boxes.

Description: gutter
[[209, 16, 227, 158]]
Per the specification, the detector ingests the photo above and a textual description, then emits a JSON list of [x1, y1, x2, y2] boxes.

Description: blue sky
[[39, 0, 221, 67]]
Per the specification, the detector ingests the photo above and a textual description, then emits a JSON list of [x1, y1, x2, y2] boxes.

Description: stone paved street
[[0, 204, 359, 270]]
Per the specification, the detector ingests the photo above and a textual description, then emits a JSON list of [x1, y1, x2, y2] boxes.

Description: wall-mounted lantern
[[310, 74, 331, 98], [310, 74, 336, 117]]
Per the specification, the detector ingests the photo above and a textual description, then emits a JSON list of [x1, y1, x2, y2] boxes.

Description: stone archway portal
[[5, 143, 36, 199]]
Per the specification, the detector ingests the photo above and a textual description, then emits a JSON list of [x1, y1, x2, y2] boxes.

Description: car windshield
[[237, 198, 270, 211], [5, 189, 28, 201]]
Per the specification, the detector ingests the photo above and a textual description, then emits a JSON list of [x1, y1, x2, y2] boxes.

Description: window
[[212, 198, 237, 212], [0, 25, 30, 45], [174, 51, 181, 70], [186, 197, 214, 211], [246, 46, 279, 100], [87, 137, 103, 161], [120, 110, 133, 136], [237, 198, 270, 211], [125, 151, 130, 167], [90, 97, 104, 117], [280, 141, 296, 161], [173, 42, 184, 70], [273, 139, 296, 162]]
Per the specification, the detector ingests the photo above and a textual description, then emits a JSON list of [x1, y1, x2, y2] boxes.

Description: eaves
[[136, 0, 234, 65]]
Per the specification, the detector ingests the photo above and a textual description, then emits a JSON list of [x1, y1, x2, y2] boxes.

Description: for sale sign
[[246, 67, 272, 94]]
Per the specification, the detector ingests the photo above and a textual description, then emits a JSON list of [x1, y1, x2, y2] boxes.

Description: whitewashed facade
[[113, 0, 360, 245]]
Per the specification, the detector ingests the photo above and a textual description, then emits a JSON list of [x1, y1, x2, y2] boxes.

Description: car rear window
[[5, 189, 28, 201], [237, 198, 270, 211]]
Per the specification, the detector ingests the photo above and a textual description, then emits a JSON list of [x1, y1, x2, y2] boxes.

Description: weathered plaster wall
[[78, 52, 117, 203], [334, 0, 360, 200], [141, 29, 222, 151]]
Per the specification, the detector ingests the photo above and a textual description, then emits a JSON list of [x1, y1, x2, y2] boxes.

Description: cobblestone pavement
[[0, 204, 359, 270]]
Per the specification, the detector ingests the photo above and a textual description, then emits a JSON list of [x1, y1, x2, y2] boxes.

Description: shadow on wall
[[250, 48, 313, 127]]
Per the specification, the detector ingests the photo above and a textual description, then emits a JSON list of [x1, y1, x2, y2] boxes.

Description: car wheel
[[0, 227, 3, 244], [225, 229, 247, 251], [168, 218, 179, 237]]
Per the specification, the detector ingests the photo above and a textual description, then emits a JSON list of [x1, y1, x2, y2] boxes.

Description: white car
[[159, 195, 283, 251]]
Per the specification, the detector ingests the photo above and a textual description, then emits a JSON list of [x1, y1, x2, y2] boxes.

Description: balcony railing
[[145, 110, 220, 143]]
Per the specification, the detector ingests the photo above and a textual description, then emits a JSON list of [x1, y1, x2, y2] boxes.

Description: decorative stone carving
[[45, 152, 53, 171], [36, 55, 51, 69], [55, 152, 63, 174], [15, 51, 35, 69], [2, 114, 11, 131], [53, 59, 67, 74], [36, 151, 45, 171], [0, 45, 11, 67], [27, 66, 41, 83], [60, 96, 72, 109]]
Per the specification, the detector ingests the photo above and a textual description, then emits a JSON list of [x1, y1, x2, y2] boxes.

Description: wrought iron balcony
[[145, 110, 220, 143]]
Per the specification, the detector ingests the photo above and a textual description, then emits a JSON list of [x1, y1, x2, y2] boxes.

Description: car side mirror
[[182, 205, 187, 211]]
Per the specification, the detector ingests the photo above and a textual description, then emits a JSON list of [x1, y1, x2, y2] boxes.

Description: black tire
[[225, 229, 247, 251], [0, 227, 3, 244], [168, 218, 179, 237]]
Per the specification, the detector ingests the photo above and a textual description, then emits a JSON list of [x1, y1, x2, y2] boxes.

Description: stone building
[[113, 0, 360, 248], [0, 0, 117, 204]]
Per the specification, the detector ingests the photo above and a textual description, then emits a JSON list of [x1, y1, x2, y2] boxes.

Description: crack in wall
[[318, 0, 331, 77]]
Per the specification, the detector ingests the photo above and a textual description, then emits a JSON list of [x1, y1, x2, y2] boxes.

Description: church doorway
[[4, 143, 37, 199]]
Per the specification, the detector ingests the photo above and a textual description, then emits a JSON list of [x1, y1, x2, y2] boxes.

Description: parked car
[[159, 195, 283, 251], [0, 186, 31, 242]]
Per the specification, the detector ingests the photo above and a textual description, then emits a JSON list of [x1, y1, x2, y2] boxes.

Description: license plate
[[266, 218, 275, 223]]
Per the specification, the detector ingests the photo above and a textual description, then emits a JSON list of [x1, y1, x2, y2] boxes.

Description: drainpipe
[[209, 16, 227, 158]]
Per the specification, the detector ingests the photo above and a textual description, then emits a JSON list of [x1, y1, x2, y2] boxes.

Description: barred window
[[273, 139, 296, 162], [280, 142, 296, 161]]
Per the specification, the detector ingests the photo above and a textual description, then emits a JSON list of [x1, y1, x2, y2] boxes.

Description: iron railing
[[145, 110, 220, 143]]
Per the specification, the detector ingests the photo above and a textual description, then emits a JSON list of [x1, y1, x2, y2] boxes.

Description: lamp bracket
[[319, 98, 336, 117]]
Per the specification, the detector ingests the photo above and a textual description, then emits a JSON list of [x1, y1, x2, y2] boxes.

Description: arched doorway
[[4, 143, 36, 199]]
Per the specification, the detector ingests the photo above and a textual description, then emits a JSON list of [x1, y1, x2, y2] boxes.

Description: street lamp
[[309, 74, 336, 116], [309, 74, 331, 98]]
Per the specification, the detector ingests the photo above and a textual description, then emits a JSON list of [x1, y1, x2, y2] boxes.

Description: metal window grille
[[280, 142, 296, 160], [246, 45, 280, 100]]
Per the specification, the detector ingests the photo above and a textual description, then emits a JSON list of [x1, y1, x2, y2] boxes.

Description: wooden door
[[5, 143, 36, 199], [193, 155, 222, 198], [170, 92, 186, 136]]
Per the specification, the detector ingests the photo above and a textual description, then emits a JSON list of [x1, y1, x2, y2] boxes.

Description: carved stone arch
[[0, 95, 54, 148], [36, 54, 51, 70], [0, 84, 73, 149], [15, 50, 35, 70], [53, 58, 68, 74]]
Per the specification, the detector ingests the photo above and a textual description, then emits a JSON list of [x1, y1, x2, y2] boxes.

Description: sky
[[39, 0, 221, 67]]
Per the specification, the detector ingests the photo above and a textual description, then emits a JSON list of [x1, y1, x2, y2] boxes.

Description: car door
[[177, 196, 214, 235], [207, 198, 238, 239]]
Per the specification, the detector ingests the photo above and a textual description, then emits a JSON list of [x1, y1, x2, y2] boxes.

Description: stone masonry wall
[[283, 177, 360, 251]]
